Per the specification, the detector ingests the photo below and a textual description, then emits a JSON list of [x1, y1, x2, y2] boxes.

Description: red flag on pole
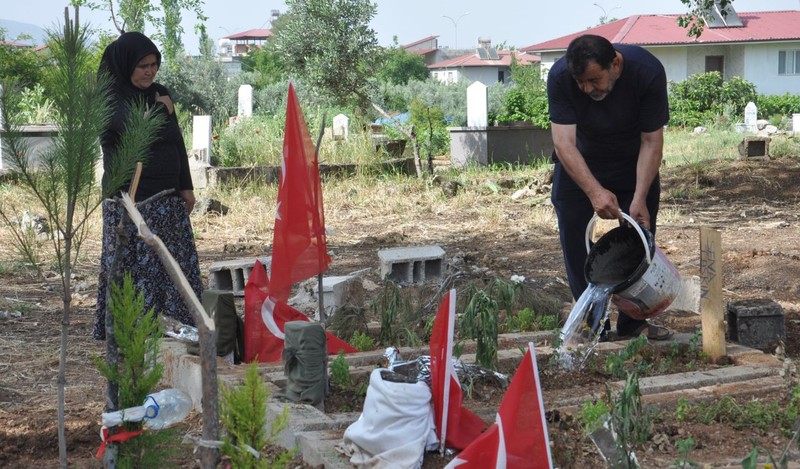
[[243, 260, 356, 362], [430, 289, 486, 451], [269, 83, 331, 303], [242, 83, 355, 363], [445, 342, 553, 469]]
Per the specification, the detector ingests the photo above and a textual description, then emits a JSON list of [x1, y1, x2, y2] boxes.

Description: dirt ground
[[2, 154, 800, 468]]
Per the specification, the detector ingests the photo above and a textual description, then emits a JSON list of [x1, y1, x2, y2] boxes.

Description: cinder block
[[727, 298, 785, 350], [738, 136, 770, 159], [208, 256, 271, 296], [377, 245, 445, 284]]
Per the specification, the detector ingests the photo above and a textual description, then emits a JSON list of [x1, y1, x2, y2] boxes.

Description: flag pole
[[315, 112, 328, 327]]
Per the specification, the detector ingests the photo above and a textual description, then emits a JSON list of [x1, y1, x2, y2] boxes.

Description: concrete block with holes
[[208, 256, 271, 296], [377, 245, 445, 284]]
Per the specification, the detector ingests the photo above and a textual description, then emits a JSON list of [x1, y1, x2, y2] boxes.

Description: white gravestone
[[238, 84, 253, 119], [332, 113, 349, 140], [467, 81, 488, 128], [191, 115, 212, 165], [744, 102, 757, 132]]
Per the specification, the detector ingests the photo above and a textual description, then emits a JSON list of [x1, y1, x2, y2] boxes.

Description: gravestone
[[332, 113, 349, 140], [238, 84, 253, 119], [467, 81, 488, 128], [191, 115, 212, 165], [744, 102, 757, 132]]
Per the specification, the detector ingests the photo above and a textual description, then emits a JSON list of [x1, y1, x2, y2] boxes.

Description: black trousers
[[550, 162, 661, 335]]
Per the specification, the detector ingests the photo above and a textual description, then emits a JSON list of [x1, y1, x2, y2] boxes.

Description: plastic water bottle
[[101, 388, 192, 430], [142, 388, 193, 429]]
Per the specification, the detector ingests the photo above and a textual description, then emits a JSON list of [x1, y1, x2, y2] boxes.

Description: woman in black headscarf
[[93, 32, 202, 340]]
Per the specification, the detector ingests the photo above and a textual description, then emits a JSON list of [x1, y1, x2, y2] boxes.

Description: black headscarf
[[99, 31, 162, 100]]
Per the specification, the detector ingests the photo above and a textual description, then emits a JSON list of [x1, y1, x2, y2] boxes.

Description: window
[[498, 70, 506, 83], [778, 50, 800, 75], [705, 55, 724, 74]]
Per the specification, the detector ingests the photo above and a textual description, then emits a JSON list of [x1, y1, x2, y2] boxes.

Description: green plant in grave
[[95, 274, 177, 468], [461, 286, 499, 370], [349, 331, 375, 352], [330, 351, 352, 388], [579, 399, 612, 434], [673, 437, 700, 468], [372, 281, 405, 346], [604, 335, 650, 379], [219, 362, 294, 468], [606, 371, 651, 463]]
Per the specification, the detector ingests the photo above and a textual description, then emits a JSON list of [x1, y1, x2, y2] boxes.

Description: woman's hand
[[155, 92, 174, 115], [180, 190, 195, 214]]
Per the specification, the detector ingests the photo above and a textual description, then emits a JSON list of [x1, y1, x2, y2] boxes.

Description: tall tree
[[0, 7, 162, 467], [678, 0, 734, 38], [160, 0, 183, 62], [377, 44, 429, 85], [271, 0, 381, 111], [71, 0, 207, 60]]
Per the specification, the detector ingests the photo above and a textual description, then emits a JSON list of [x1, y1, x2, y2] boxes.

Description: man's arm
[[629, 127, 664, 229], [551, 122, 623, 220]]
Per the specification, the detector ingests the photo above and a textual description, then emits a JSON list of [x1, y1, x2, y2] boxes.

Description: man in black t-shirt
[[547, 34, 671, 340]]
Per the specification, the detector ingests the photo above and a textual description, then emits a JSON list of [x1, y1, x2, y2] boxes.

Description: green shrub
[[220, 362, 293, 468], [350, 331, 375, 352], [756, 93, 800, 119], [668, 72, 757, 128], [95, 274, 175, 467], [330, 351, 351, 388]]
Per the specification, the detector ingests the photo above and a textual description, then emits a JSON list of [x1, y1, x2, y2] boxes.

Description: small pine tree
[[95, 273, 178, 467], [219, 363, 293, 468]]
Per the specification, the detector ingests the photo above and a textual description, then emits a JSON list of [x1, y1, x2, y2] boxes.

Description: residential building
[[401, 35, 449, 66], [521, 6, 800, 95], [429, 37, 540, 85]]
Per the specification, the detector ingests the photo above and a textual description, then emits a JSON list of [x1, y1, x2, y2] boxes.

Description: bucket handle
[[584, 212, 653, 265]]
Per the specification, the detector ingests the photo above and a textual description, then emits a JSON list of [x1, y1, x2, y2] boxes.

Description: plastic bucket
[[584, 213, 680, 320]]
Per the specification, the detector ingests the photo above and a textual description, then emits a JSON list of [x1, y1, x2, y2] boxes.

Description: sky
[[2, 0, 800, 54]]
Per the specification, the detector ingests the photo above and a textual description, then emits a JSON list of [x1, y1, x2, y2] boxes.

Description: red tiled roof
[[429, 50, 540, 69], [225, 29, 273, 40], [0, 40, 33, 48], [403, 36, 439, 49], [408, 47, 438, 55], [521, 10, 800, 52]]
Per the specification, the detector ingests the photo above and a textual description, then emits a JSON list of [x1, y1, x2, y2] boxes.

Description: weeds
[[349, 331, 375, 352], [674, 385, 800, 433], [673, 437, 700, 468], [605, 335, 651, 379]]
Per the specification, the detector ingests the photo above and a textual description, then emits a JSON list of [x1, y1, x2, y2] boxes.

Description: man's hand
[[155, 92, 174, 115], [180, 190, 195, 214], [588, 187, 624, 222], [629, 197, 651, 230]]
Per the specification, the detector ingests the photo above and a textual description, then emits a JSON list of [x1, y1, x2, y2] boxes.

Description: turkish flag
[[243, 260, 356, 362], [430, 289, 486, 451], [445, 342, 553, 469], [269, 83, 331, 303]]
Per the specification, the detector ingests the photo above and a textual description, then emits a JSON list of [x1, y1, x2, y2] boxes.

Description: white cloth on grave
[[343, 368, 438, 469]]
